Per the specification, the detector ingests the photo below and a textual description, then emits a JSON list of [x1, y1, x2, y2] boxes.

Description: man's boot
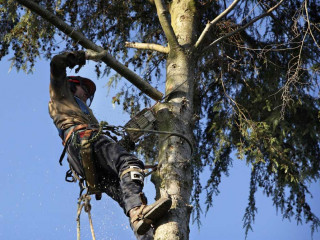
[[130, 197, 172, 235]]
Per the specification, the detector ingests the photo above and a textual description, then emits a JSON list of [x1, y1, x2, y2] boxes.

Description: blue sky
[[0, 55, 319, 240]]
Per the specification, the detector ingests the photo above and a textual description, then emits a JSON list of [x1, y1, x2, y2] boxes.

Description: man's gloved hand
[[85, 49, 108, 61], [66, 51, 86, 69]]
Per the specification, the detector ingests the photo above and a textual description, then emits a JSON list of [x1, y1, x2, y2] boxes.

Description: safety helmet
[[68, 76, 96, 106]]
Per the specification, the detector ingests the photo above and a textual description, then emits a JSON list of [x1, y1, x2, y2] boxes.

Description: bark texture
[[152, 1, 198, 239]]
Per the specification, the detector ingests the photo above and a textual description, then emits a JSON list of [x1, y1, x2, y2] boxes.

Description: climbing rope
[[76, 193, 96, 240], [74, 165, 157, 240], [70, 121, 193, 154], [122, 127, 194, 154]]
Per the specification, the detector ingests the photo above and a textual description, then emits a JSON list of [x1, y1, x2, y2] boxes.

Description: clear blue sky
[[0, 55, 319, 240]]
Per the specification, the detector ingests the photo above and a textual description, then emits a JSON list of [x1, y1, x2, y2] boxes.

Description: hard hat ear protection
[[67, 76, 96, 106]]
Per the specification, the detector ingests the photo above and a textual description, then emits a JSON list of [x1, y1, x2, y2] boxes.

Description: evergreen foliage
[[1, 0, 320, 238]]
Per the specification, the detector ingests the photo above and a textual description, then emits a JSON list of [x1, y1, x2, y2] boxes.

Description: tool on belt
[[58, 124, 102, 199]]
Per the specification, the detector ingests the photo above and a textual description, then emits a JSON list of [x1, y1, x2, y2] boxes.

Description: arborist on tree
[[48, 50, 171, 236]]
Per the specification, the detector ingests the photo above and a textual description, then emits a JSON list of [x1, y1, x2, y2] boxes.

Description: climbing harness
[[59, 119, 193, 190]]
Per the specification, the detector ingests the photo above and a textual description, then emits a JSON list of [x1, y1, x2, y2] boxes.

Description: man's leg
[[93, 136, 145, 212], [93, 135, 172, 235]]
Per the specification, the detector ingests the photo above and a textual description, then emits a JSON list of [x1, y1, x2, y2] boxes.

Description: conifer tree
[[1, 0, 320, 239]]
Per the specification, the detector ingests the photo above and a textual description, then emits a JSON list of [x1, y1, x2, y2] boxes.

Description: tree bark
[[152, 1, 198, 239]]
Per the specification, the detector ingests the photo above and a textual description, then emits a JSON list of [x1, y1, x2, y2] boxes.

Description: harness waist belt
[[63, 124, 91, 145]]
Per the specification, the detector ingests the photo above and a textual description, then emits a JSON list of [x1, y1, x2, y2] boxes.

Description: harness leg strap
[[120, 166, 145, 186]]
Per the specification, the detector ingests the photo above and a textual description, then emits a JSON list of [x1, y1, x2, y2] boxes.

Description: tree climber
[[48, 50, 171, 236]]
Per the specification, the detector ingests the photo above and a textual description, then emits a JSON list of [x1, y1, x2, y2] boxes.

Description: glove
[[85, 49, 108, 61], [66, 51, 86, 68]]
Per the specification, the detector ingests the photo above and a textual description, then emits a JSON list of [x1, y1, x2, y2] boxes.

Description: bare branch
[[280, 32, 307, 119], [304, 0, 320, 50], [279, 2, 309, 119], [125, 42, 169, 54], [195, 0, 241, 49], [201, 0, 285, 54], [15, 0, 163, 101], [154, 0, 180, 50]]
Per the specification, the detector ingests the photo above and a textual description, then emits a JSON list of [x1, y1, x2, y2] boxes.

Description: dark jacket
[[48, 51, 98, 131]]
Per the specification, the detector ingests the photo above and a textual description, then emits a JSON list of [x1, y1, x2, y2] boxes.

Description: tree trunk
[[152, 1, 198, 239]]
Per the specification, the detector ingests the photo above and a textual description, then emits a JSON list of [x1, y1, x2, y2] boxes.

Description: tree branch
[[304, 0, 320, 50], [194, 0, 241, 49], [15, 0, 163, 101], [154, 0, 180, 50], [125, 42, 169, 53], [201, 0, 285, 54]]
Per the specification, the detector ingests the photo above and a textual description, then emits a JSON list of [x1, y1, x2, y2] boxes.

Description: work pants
[[67, 132, 145, 215]]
